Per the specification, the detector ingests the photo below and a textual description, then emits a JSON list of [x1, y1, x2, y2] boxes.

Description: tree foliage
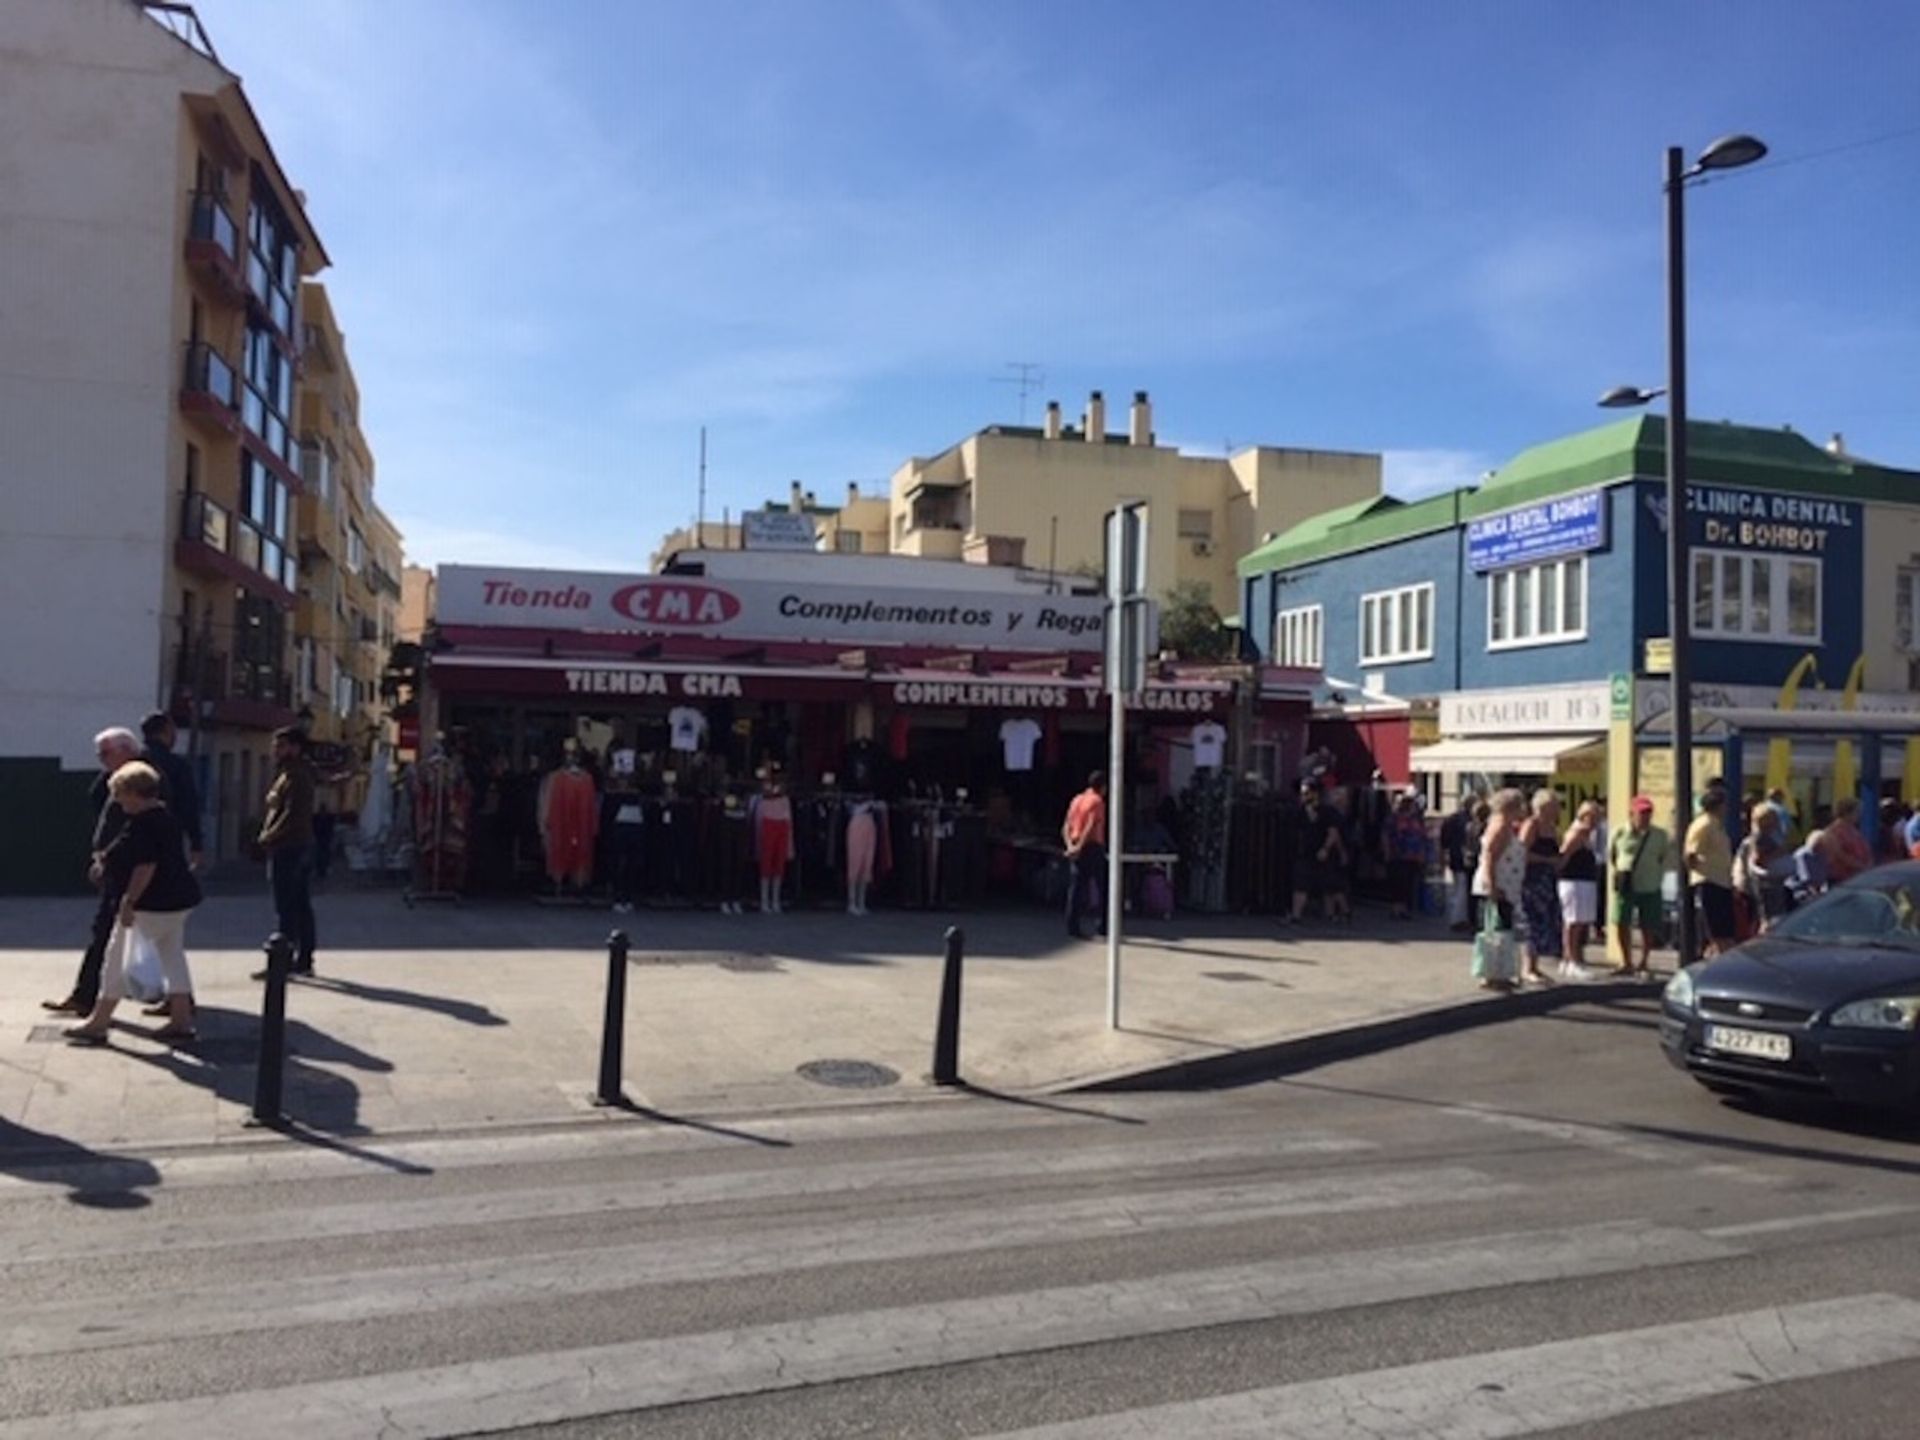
[[1157, 580, 1235, 661]]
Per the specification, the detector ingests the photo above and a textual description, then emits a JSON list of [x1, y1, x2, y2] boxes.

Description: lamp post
[[1601, 133, 1767, 969]]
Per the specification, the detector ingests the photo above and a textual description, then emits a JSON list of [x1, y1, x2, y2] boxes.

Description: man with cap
[[1607, 795, 1670, 976]]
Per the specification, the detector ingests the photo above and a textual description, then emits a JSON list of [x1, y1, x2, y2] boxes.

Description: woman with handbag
[[1518, 790, 1566, 986], [65, 761, 202, 1046], [1470, 789, 1527, 990]]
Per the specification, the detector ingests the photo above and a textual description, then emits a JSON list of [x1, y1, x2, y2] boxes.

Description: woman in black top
[[67, 761, 202, 1045]]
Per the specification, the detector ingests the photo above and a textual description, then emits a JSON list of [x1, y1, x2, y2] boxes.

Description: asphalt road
[[5, 992, 1920, 1437]]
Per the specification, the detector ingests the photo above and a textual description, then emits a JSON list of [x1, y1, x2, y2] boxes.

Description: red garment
[[542, 767, 599, 884], [888, 710, 911, 762], [756, 793, 793, 878]]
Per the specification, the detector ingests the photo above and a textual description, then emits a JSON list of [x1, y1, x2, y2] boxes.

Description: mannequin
[[540, 742, 599, 896], [753, 768, 794, 914], [845, 796, 877, 915]]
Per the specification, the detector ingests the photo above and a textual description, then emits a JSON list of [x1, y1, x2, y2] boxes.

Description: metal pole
[[594, 929, 630, 1106], [250, 931, 291, 1127], [1107, 636, 1125, 1029], [933, 925, 964, 1085], [1664, 144, 1698, 970]]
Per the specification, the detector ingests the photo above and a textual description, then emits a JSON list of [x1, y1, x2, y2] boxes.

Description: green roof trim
[[1240, 418, 1920, 577]]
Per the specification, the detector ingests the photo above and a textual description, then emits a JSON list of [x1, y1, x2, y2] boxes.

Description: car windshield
[[1767, 875, 1920, 949]]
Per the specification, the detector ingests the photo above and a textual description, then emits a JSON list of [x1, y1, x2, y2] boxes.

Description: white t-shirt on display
[[999, 717, 1043, 771], [1190, 721, 1227, 770], [668, 707, 708, 753]]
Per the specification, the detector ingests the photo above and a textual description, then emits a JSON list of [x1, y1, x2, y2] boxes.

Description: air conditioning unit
[[1191, 539, 1216, 557]]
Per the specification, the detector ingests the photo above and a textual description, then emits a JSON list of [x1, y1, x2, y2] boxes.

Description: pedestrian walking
[[1062, 770, 1108, 940], [1734, 802, 1792, 937], [64, 762, 202, 1045], [1286, 785, 1350, 925], [42, 728, 153, 1017], [1820, 796, 1875, 886], [255, 726, 318, 978], [1685, 789, 1738, 957], [1470, 789, 1527, 990], [1608, 797, 1669, 977], [139, 711, 203, 869], [1384, 794, 1429, 921], [1518, 789, 1566, 985], [1439, 795, 1478, 933], [1558, 800, 1602, 976]]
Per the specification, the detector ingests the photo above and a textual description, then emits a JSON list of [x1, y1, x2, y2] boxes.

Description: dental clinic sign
[[1687, 485, 1856, 554], [1466, 489, 1606, 572], [435, 565, 1112, 652]]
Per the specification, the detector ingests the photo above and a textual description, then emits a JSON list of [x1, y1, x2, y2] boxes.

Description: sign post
[[1105, 503, 1149, 1031]]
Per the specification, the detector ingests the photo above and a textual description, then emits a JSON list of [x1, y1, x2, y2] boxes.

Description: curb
[[1066, 979, 1662, 1093]]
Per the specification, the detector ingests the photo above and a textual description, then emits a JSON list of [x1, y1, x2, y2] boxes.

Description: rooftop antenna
[[695, 425, 708, 548], [993, 361, 1046, 425]]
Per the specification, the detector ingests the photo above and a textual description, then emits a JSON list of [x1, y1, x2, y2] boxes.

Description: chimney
[[847, 481, 860, 502], [1129, 390, 1152, 447], [789, 481, 804, 513], [1084, 390, 1105, 444], [1828, 432, 1846, 456], [1043, 400, 1062, 440]]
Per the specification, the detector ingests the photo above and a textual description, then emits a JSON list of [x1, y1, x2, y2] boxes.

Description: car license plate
[[1705, 1025, 1791, 1063]]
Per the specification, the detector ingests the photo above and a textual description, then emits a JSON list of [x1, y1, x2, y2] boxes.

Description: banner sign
[[1686, 485, 1857, 554], [888, 678, 1226, 715], [1466, 489, 1606, 572], [1440, 681, 1611, 736], [742, 511, 819, 551], [436, 565, 1111, 653]]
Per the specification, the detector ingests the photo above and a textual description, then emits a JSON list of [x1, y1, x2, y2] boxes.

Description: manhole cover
[[797, 1058, 900, 1089], [1203, 970, 1264, 983], [716, 953, 780, 973]]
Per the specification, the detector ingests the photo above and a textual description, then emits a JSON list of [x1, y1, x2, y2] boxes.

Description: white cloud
[[1383, 448, 1496, 499]]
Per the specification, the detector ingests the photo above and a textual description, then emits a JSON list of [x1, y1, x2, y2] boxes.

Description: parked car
[[1659, 862, 1920, 1109]]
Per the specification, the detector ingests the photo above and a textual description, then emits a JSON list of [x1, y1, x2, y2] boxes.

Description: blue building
[[1239, 417, 1918, 818]]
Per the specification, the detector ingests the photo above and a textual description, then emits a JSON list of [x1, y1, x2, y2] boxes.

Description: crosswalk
[[1, 1091, 1916, 1438]]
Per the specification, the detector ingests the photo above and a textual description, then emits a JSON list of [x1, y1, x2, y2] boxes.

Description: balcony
[[179, 342, 240, 435], [366, 559, 403, 599], [169, 642, 296, 732], [896, 524, 965, 560], [184, 191, 246, 305], [175, 491, 298, 606]]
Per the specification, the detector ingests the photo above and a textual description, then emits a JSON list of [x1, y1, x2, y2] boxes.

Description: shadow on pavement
[[951, 1082, 1148, 1125], [597, 1098, 793, 1148], [1623, 1115, 1920, 1172], [0, 1117, 161, 1208], [296, 974, 508, 1027]]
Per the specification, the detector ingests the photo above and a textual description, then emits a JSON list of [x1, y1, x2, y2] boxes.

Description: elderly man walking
[[42, 727, 156, 1016]]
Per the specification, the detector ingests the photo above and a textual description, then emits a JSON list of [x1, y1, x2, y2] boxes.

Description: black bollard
[[933, 925, 964, 1087], [594, 930, 631, 1107], [250, 931, 292, 1127]]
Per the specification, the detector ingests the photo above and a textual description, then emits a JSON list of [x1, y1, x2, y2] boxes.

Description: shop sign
[[1643, 638, 1672, 675], [565, 668, 745, 698], [437, 565, 1111, 653], [1466, 489, 1606, 572], [742, 511, 819, 551], [1635, 679, 1920, 728], [1439, 681, 1611, 736], [1609, 673, 1633, 721], [887, 678, 1224, 714], [1686, 485, 1856, 554]]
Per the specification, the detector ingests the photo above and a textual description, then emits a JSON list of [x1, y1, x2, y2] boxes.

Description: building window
[[1488, 555, 1586, 648], [347, 524, 366, 574], [1690, 549, 1819, 643], [835, 530, 863, 554], [242, 323, 294, 464], [246, 174, 299, 336], [1177, 508, 1213, 540], [1274, 604, 1323, 668], [1897, 564, 1920, 653], [1359, 582, 1434, 665], [239, 453, 295, 591]]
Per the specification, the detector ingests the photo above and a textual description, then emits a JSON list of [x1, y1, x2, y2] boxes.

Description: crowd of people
[[42, 719, 321, 1048]]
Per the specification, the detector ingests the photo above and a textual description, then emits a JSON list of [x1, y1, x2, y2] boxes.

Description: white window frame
[[1487, 554, 1588, 650], [1691, 547, 1821, 644], [1895, 564, 1919, 653], [1273, 603, 1324, 668], [1359, 582, 1434, 665]]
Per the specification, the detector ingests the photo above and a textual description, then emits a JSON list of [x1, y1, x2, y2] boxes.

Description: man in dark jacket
[[258, 726, 318, 977], [43, 727, 155, 1015], [140, 711, 203, 869]]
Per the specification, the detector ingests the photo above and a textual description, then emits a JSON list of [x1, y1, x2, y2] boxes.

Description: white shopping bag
[[123, 927, 166, 1003]]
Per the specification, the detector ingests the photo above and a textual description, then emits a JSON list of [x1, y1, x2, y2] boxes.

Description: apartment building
[[0, 0, 345, 885], [293, 282, 401, 776], [889, 391, 1382, 609], [649, 483, 892, 568]]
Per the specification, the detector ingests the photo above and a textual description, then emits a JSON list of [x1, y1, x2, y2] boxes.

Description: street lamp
[[1601, 133, 1767, 969]]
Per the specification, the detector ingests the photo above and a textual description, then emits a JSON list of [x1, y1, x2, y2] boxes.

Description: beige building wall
[[398, 564, 436, 644], [1863, 501, 1920, 693], [889, 392, 1381, 610], [815, 484, 891, 555]]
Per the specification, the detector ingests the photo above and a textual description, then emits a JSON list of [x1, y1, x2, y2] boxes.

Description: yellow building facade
[[889, 391, 1382, 608]]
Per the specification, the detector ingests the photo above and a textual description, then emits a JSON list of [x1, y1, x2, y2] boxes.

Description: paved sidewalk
[[0, 888, 1657, 1151]]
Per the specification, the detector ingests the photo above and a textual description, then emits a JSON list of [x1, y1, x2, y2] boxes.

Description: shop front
[[418, 561, 1303, 911], [1414, 680, 1611, 807]]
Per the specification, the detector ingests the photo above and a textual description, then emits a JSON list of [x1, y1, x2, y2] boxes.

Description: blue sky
[[190, 0, 1920, 572]]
